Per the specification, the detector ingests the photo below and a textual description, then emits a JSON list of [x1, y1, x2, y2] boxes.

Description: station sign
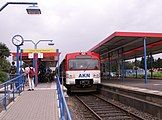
[[38, 53, 43, 58], [28, 53, 43, 58], [24, 48, 56, 53], [28, 53, 34, 58]]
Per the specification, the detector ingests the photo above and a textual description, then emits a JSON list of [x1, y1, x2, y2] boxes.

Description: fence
[[56, 77, 72, 120], [0, 74, 25, 110]]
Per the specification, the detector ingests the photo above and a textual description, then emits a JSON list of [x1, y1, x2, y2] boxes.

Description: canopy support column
[[16, 46, 20, 75], [144, 37, 148, 84], [117, 49, 120, 80], [108, 53, 111, 79], [135, 56, 137, 78], [121, 48, 124, 82], [150, 52, 153, 79]]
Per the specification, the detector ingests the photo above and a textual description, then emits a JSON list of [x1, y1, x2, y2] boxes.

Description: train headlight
[[66, 74, 75, 79], [93, 73, 100, 78]]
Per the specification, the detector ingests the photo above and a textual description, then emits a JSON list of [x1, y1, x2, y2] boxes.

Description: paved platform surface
[[0, 82, 59, 120], [102, 78, 162, 95]]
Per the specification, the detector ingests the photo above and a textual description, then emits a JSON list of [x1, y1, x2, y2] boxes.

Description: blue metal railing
[[56, 77, 72, 120], [0, 74, 25, 110]]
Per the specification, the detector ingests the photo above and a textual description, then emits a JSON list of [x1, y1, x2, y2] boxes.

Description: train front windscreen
[[68, 58, 99, 70]]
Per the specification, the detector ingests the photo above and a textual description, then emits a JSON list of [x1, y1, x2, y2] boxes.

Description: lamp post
[[24, 40, 53, 49], [24, 40, 54, 86], [0, 2, 41, 14], [12, 35, 24, 75], [12, 35, 24, 90]]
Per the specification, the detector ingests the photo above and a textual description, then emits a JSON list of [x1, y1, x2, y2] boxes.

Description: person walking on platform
[[28, 66, 35, 91]]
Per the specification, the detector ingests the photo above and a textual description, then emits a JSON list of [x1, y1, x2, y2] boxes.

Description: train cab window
[[69, 59, 99, 70]]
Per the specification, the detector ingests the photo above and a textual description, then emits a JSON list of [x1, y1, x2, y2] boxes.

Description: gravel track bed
[[98, 94, 159, 120], [66, 96, 97, 120], [67, 93, 159, 120]]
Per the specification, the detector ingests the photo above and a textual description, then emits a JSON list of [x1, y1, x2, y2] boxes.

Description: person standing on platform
[[24, 64, 30, 86], [19, 65, 25, 86], [9, 61, 16, 90], [28, 66, 35, 91], [10, 61, 16, 78]]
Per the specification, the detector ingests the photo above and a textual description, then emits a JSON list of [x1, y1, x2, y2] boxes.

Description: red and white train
[[60, 52, 101, 92]]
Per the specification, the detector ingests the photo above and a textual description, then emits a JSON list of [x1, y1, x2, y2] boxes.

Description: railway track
[[75, 94, 145, 120]]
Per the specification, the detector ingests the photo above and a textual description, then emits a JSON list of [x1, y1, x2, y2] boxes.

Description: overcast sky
[[0, 0, 162, 61]]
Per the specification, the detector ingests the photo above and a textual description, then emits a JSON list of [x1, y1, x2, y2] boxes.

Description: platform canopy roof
[[89, 32, 162, 60], [11, 48, 60, 67]]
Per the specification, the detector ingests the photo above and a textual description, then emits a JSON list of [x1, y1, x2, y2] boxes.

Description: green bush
[[128, 74, 144, 78], [0, 70, 8, 83], [152, 72, 162, 78], [128, 72, 162, 79]]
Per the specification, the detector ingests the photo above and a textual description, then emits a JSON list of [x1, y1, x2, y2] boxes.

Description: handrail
[[0, 73, 25, 110], [55, 76, 72, 120]]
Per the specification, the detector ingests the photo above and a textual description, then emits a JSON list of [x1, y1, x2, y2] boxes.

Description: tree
[[140, 57, 144, 69], [0, 70, 8, 83], [124, 61, 134, 69], [0, 42, 11, 83], [135, 60, 141, 68], [155, 58, 162, 68], [0, 42, 10, 58], [0, 57, 11, 72], [147, 55, 154, 69]]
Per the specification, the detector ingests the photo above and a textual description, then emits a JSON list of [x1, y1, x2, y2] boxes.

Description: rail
[[55, 76, 72, 120], [0, 74, 25, 110]]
